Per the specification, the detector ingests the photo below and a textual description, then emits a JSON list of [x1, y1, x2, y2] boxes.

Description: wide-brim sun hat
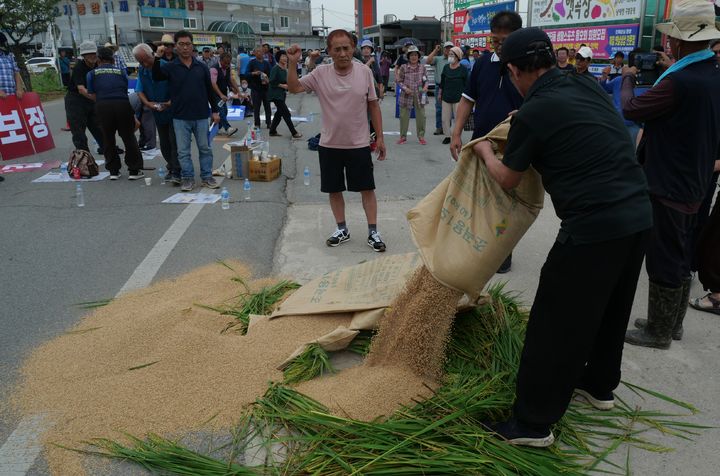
[[406, 45, 420, 57], [79, 41, 97, 56], [656, 0, 720, 41], [360, 40, 374, 51], [154, 34, 175, 46]]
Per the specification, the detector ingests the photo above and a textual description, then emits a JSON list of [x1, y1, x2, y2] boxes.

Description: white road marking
[[0, 182, 221, 473], [0, 414, 47, 475]]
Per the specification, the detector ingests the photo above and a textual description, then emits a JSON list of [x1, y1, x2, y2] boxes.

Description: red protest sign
[[20, 93, 55, 154], [0, 95, 34, 160], [0, 93, 56, 160]]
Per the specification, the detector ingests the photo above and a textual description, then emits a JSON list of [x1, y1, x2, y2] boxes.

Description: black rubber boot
[[625, 281, 681, 349], [634, 278, 691, 341]]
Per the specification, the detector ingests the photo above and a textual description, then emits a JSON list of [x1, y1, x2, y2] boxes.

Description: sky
[[309, 0, 530, 31], [310, 0, 447, 31]]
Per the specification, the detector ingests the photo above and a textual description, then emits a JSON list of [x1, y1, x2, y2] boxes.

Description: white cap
[[577, 46, 593, 59], [360, 39, 374, 50], [79, 41, 97, 56], [443, 41, 454, 48]]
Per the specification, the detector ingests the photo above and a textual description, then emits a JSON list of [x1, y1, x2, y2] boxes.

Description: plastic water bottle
[[221, 187, 230, 210], [261, 141, 270, 161], [307, 112, 315, 123], [243, 178, 251, 201], [75, 183, 85, 208], [157, 166, 166, 184], [254, 127, 263, 142], [303, 166, 310, 186], [421, 91, 428, 105], [244, 120, 253, 145], [60, 161, 68, 177]]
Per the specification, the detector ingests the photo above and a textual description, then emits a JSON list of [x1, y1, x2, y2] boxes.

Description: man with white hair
[[133, 43, 180, 184], [622, 0, 720, 349]]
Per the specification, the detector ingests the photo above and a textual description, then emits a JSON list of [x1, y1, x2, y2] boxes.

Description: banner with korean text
[[452, 33, 493, 50], [454, 1, 516, 33], [0, 93, 55, 161], [531, 0, 642, 28], [544, 24, 639, 59]]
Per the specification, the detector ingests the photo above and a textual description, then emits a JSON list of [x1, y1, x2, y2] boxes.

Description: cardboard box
[[223, 143, 251, 180], [249, 157, 282, 182]]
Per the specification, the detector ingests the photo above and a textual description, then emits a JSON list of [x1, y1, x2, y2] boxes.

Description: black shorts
[[318, 146, 375, 193]]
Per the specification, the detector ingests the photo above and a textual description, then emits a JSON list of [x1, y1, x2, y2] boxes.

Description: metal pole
[[526, 0, 533, 27], [651, 0, 662, 47], [137, 6, 144, 43], [75, 1, 83, 42], [638, 0, 647, 50]]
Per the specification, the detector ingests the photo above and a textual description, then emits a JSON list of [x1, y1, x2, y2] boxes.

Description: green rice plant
[[83, 433, 258, 475], [282, 344, 335, 384], [197, 278, 300, 335], [346, 331, 374, 356], [75, 298, 113, 309], [86, 284, 708, 475]]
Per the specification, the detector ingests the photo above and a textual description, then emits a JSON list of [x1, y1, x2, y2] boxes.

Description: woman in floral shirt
[[396, 46, 427, 145]]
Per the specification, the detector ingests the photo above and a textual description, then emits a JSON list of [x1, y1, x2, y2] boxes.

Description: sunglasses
[[575, 56, 589, 61]]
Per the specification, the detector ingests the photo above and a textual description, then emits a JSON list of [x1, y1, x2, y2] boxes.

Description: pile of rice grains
[[9, 262, 704, 474]]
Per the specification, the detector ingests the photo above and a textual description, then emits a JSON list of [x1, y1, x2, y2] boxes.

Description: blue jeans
[[218, 103, 232, 130], [173, 118, 214, 180], [434, 86, 442, 130]]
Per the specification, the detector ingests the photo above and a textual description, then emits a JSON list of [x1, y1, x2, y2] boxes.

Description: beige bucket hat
[[656, 0, 720, 42]]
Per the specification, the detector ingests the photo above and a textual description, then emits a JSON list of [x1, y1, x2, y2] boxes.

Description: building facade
[[51, 0, 318, 50]]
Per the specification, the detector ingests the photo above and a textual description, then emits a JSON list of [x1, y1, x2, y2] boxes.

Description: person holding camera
[[622, 0, 720, 350]]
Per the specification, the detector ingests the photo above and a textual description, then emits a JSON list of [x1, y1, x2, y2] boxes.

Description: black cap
[[499, 27, 553, 65]]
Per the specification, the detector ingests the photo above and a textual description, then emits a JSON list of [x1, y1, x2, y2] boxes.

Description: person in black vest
[[622, 0, 720, 349], [479, 27, 651, 447], [247, 47, 272, 128], [86, 47, 144, 180], [210, 52, 239, 136]]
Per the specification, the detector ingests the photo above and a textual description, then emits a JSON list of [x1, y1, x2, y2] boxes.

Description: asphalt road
[[1, 90, 719, 475]]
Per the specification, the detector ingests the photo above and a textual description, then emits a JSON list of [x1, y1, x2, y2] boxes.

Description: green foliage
[[196, 264, 300, 335], [84, 284, 708, 475], [282, 343, 335, 384], [30, 69, 63, 93], [0, 0, 58, 47]]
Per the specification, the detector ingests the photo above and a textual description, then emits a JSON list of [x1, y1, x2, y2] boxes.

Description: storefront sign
[[454, 0, 496, 9], [193, 34, 223, 45], [452, 33, 493, 50], [531, 0, 641, 28], [454, 1, 516, 33], [544, 24, 639, 59], [0, 93, 55, 161], [140, 6, 187, 18]]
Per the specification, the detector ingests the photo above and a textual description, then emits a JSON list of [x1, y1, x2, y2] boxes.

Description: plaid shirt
[[114, 53, 127, 72], [0, 51, 20, 94], [397, 63, 426, 108]]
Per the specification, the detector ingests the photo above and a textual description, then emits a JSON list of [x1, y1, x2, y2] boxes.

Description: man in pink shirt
[[287, 30, 388, 252]]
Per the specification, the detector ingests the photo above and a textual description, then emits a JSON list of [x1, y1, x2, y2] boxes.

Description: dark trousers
[[95, 100, 143, 174], [513, 230, 648, 429], [697, 186, 720, 292], [156, 121, 180, 177], [139, 105, 157, 149], [251, 88, 271, 127], [270, 99, 297, 135], [65, 93, 104, 152], [646, 197, 696, 288], [690, 172, 719, 271]]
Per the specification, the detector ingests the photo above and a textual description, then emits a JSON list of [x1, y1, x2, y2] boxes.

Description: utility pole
[[321, 4, 325, 36]]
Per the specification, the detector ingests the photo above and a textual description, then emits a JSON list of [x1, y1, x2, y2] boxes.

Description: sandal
[[689, 293, 720, 315]]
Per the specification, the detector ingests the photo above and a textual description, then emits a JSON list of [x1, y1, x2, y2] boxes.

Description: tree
[[0, 0, 59, 91]]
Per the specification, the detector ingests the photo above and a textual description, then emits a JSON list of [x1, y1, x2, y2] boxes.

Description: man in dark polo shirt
[[622, 0, 720, 349], [64, 41, 105, 155], [153, 30, 220, 192], [450, 10, 524, 273], [475, 28, 652, 447]]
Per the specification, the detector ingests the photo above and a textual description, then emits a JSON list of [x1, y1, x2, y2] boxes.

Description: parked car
[[26, 57, 58, 74]]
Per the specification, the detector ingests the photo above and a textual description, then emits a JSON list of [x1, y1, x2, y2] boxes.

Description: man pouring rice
[[475, 27, 652, 447]]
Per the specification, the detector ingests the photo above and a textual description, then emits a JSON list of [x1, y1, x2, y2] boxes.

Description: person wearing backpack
[[86, 47, 144, 180]]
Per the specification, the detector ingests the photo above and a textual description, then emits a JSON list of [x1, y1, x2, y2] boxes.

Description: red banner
[[0, 93, 55, 161], [453, 9, 468, 33]]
